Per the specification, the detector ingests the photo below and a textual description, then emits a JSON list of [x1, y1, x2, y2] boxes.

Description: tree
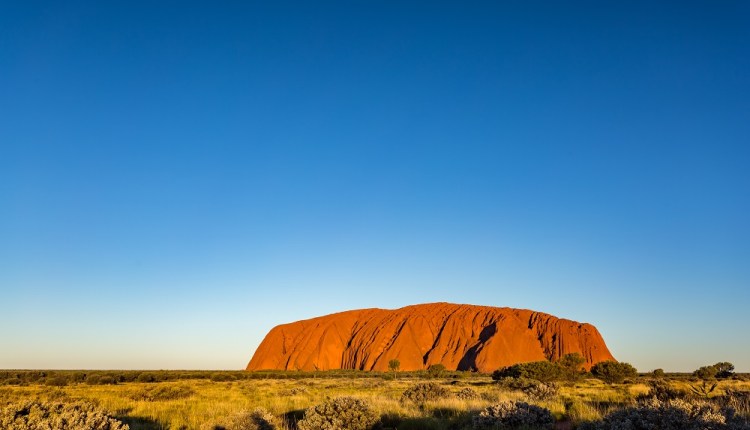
[[427, 364, 446, 378], [693, 362, 735, 380], [590, 361, 638, 384], [713, 362, 735, 378], [557, 353, 586, 380], [388, 359, 400, 373], [652, 368, 665, 378]]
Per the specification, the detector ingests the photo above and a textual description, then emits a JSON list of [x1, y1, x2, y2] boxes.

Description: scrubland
[[1, 370, 749, 429]]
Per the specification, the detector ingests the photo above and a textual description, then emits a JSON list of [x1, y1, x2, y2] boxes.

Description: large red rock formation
[[246, 303, 615, 372]]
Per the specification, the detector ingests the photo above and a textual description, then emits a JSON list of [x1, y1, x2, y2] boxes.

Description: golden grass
[[1, 376, 748, 430]]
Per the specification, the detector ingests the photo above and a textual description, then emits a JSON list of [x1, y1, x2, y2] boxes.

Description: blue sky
[[1, 1, 748, 371]]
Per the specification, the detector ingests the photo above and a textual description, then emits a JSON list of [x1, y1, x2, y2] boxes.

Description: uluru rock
[[246, 302, 615, 372]]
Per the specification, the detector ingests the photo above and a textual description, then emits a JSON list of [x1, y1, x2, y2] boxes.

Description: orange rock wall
[[246, 303, 615, 372]]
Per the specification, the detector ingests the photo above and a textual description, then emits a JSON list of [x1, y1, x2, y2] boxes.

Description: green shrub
[[693, 362, 735, 380], [0, 401, 129, 429], [557, 353, 587, 380], [211, 373, 237, 382], [652, 368, 665, 378], [45, 376, 69, 387], [85, 375, 101, 385], [131, 385, 195, 401], [472, 401, 554, 429], [297, 397, 378, 430], [590, 361, 637, 384], [492, 361, 562, 383], [401, 382, 452, 403], [427, 364, 446, 378], [98, 376, 117, 385], [136, 373, 163, 383]]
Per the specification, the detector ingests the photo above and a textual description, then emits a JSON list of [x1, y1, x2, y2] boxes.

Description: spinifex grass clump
[[473, 401, 555, 429], [297, 397, 378, 430], [401, 382, 452, 403], [0, 401, 129, 430]]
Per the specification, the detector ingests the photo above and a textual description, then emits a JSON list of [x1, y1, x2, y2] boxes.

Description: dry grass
[[0, 376, 748, 429]]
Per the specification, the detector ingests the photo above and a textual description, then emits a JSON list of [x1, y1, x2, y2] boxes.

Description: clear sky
[[1, 1, 748, 372]]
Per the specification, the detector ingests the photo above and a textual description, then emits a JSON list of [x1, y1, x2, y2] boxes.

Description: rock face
[[246, 302, 615, 372]]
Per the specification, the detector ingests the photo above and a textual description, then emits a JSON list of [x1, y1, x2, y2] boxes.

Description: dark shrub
[[85, 375, 101, 385], [694, 362, 735, 380], [590, 361, 637, 384], [652, 368, 665, 378], [131, 385, 195, 401], [427, 364, 446, 378], [473, 401, 554, 429], [45, 376, 69, 387], [211, 373, 237, 382], [401, 382, 452, 403], [98, 376, 117, 385], [492, 361, 562, 383], [297, 397, 378, 430]]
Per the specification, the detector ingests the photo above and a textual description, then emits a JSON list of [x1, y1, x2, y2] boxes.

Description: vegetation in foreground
[[1, 362, 749, 430]]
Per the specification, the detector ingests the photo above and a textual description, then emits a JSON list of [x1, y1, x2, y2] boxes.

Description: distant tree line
[[0, 359, 742, 386]]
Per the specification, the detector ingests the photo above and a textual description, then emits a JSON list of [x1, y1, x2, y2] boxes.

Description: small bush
[[202, 408, 277, 430], [456, 387, 480, 400], [45, 376, 69, 387], [211, 373, 237, 382], [297, 397, 378, 430], [136, 372, 165, 383], [495, 376, 540, 391], [401, 382, 452, 403], [473, 401, 554, 429], [578, 398, 749, 430], [131, 385, 195, 401], [280, 386, 308, 396], [98, 376, 117, 385], [85, 375, 101, 385], [652, 368, 665, 378], [0, 401, 129, 429], [590, 361, 638, 384], [522, 381, 558, 401]]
